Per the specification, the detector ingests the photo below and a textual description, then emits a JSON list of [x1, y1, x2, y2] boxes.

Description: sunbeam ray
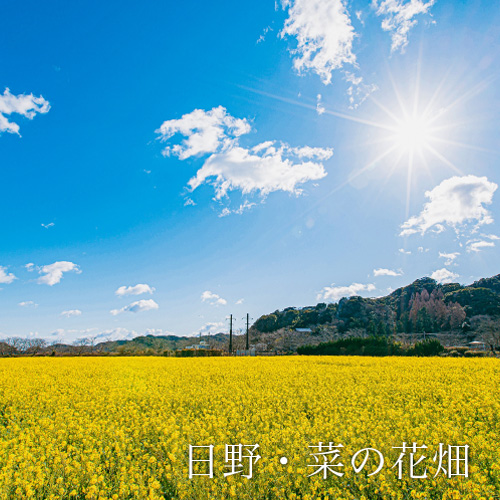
[[424, 144, 464, 175]]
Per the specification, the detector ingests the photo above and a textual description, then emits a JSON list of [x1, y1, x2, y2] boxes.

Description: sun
[[392, 114, 432, 153], [243, 64, 483, 219], [311, 70, 472, 218], [361, 83, 470, 218]]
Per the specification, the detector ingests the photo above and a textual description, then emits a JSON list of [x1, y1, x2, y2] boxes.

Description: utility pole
[[246, 313, 250, 351], [229, 314, 233, 354]]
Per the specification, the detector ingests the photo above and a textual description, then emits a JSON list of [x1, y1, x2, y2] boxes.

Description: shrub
[[298, 337, 443, 357], [464, 350, 486, 357], [406, 339, 444, 357]]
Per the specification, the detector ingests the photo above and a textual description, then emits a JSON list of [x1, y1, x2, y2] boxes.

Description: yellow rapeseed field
[[0, 356, 498, 500]]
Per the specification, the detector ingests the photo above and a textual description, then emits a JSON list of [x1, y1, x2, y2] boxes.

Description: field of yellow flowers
[[0, 356, 498, 500]]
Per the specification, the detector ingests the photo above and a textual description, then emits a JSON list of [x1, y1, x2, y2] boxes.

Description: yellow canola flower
[[0, 356, 498, 499]]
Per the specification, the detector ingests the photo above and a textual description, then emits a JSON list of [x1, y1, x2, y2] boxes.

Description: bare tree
[[4, 337, 25, 355], [88, 336, 97, 354], [472, 316, 500, 353], [72, 337, 90, 356], [0, 338, 48, 356], [0, 340, 15, 356], [25, 338, 47, 356], [151, 337, 165, 354]]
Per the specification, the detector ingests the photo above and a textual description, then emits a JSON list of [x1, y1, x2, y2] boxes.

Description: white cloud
[[144, 328, 177, 337], [234, 200, 256, 214], [157, 107, 332, 203], [110, 299, 159, 316], [68, 328, 97, 335], [25, 263, 35, 272], [430, 268, 459, 284], [344, 71, 378, 109], [317, 282, 376, 302], [252, 141, 275, 154], [184, 198, 196, 206], [115, 284, 155, 297], [156, 106, 250, 159], [372, 0, 436, 53], [201, 291, 227, 306], [0, 88, 50, 135], [236, 298, 244, 305], [398, 248, 411, 255], [285, 144, 334, 161], [37, 261, 81, 286], [218, 200, 257, 218], [61, 309, 82, 318], [481, 233, 500, 241], [400, 176, 498, 236], [373, 268, 402, 277], [280, 0, 356, 84], [466, 232, 499, 253], [316, 94, 325, 115], [0, 266, 16, 284], [466, 240, 495, 253], [438, 252, 460, 265], [48, 329, 66, 342], [41, 222, 55, 229], [218, 208, 231, 218], [18, 301, 38, 308], [278, 1, 429, 102], [197, 321, 225, 336], [257, 25, 273, 44], [96, 328, 137, 342], [43, 327, 134, 344], [188, 145, 328, 199]]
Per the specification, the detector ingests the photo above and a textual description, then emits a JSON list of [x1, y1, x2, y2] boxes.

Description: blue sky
[[1, 0, 499, 342]]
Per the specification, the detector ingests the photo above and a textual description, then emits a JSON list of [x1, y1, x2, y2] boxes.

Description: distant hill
[[97, 333, 231, 354], [1, 274, 498, 356], [252, 274, 500, 341]]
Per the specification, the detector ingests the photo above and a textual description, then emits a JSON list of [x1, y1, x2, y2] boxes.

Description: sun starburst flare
[[240, 65, 492, 227], [392, 114, 433, 153]]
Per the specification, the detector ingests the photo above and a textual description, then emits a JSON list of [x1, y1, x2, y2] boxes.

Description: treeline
[[253, 275, 500, 337], [297, 337, 444, 356], [0, 333, 236, 357], [0, 338, 48, 356], [254, 303, 338, 333]]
